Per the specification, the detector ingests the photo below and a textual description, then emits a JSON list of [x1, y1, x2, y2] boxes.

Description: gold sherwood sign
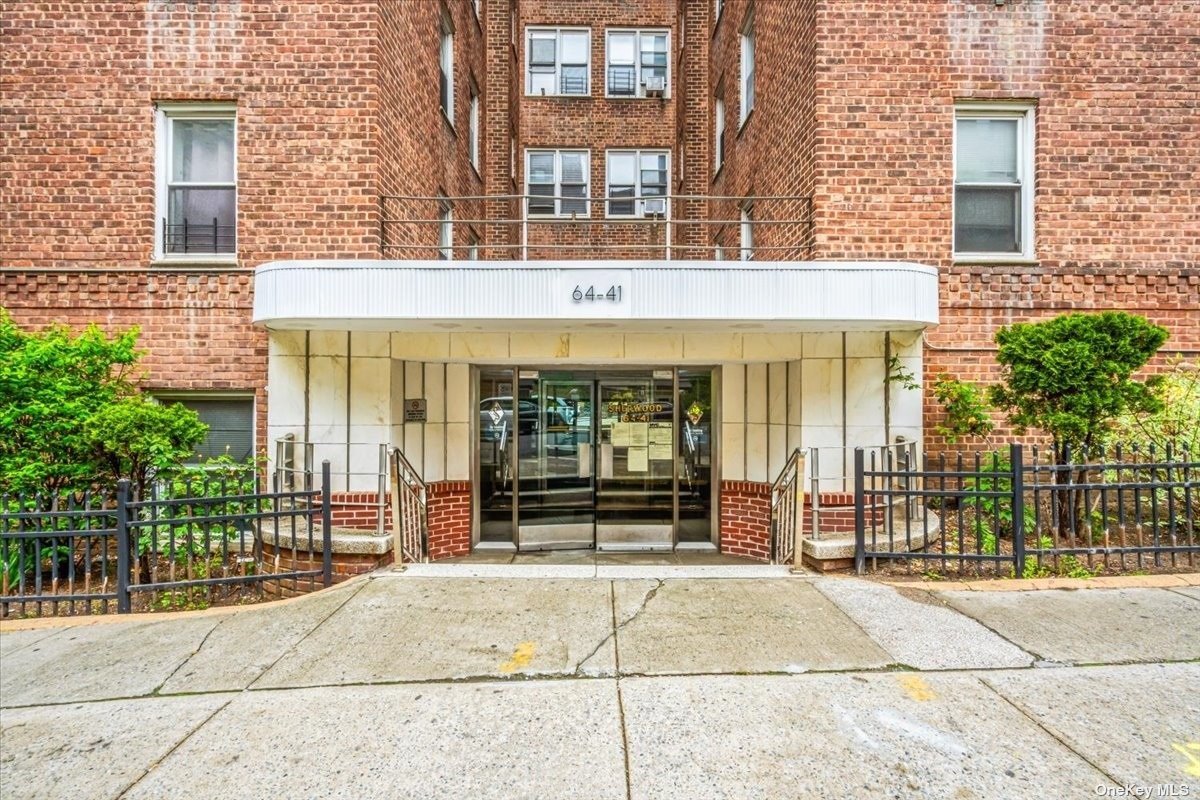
[[607, 402, 665, 414], [607, 401, 666, 422]]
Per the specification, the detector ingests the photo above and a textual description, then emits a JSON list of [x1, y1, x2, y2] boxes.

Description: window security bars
[[854, 443, 1198, 577], [0, 464, 332, 619], [161, 217, 236, 254]]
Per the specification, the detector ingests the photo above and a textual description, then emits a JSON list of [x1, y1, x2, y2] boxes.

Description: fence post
[[115, 480, 131, 613], [1011, 443, 1026, 579], [321, 460, 333, 587], [853, 447, 866, 575]]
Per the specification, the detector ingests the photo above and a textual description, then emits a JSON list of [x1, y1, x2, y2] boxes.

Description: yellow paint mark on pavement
[[898, 675, 935, 702], [499, 641, 536, 673], [1172, 741, 1200, 778]]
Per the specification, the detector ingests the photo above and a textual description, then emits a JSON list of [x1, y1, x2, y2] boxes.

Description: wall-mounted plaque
[[404, 398, 427, 423]]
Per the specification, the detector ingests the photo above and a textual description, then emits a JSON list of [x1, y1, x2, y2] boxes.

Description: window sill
[[712, 163, 725, 183], [524, 93, 593, 100], [441, 109, 456, 135], [604, 95, 670, 102], [151, 255, 239, 268], [952, 255, 1039, 266]]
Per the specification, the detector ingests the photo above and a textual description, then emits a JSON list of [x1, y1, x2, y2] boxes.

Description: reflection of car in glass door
[[517, 377, 596, 550]]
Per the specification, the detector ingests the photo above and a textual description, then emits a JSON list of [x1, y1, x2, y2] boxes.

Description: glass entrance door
[[516, 375, 595, 550], [483, 368, 714, 551], [595, 373, 674, 550]]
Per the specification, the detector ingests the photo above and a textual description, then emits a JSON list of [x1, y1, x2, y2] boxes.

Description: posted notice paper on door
[[627, 447, 649, 472]]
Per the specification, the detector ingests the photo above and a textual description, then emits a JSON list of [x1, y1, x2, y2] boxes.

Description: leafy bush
[[0, 309, 140, 495], [989, 312, 1167, 453], [932, 375, 994, 443], [1111, 355, 1199, 456], [85, 396, 208, 500]]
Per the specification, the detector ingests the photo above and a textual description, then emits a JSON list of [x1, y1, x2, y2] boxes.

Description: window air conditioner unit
[[643, 197, 667, 217], [642, 75, 666, 96]]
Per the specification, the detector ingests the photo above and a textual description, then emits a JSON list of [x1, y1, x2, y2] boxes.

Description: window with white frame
[[714, 96, 726, 172], [527, 28, 590, 96], [715, 0, 724, 25], [440, 18, 454, 122], [739, 13, 755, 125], [954, 103, 1035, 258], [713, 241, 724, 261], [526, 150, 589, 217], [156, 395, 254, 463], [466, 229, 480, 260], [468, 84, 480, 171], [740, 203, 753, 261], [156, 104, 237, 258], [606, 150, 669, 217], [606, 29, 668, 97], [438, 198, 453, 260]]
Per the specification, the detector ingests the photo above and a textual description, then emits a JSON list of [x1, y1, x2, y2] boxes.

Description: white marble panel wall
[[720, 364, 746, 481], [445, 364, 471, 481]]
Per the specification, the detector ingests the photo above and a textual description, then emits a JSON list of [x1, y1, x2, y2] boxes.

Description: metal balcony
[[378, 193, 814, 261]]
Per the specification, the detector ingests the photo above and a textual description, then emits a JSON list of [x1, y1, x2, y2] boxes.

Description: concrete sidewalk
[[2, 573, 1198, 799]]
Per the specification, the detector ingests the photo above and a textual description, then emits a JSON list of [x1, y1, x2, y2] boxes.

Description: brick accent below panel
[[427, 481, 472, 561], [720, 480, 772, 563], [259, 541, 392, 598], [328, 492, 392, 531]]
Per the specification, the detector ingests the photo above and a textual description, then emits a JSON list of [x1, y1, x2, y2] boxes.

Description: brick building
[[3, 1, 1197, 564]]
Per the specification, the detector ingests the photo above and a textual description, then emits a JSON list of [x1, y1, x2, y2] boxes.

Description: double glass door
[[477, 368, 714, 551]]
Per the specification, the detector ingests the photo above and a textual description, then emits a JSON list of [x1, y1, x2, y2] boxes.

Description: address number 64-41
[[572, 285, 623, 303]]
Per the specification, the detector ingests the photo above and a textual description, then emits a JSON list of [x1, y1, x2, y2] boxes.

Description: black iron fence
[[854, 443, 1198, 577], [1, 463, 333, 618]]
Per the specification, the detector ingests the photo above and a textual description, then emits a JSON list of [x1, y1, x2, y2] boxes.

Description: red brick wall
[[327, 492, 393, 532], [515, 0, 680, 259], [378, 0, 487, 259], [426, 480, 472, 560], [719, 480, 771, 562], [259, 541, 391, 597], [708, 0, 818, 259], [1, 1, 381, 269]]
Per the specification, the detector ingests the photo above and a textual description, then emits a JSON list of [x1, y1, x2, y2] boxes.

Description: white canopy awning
[[252, 260, 939, 332]]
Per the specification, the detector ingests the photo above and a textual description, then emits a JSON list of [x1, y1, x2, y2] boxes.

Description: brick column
[[719, 480, 772, 562], [426, 480, 472, 560]]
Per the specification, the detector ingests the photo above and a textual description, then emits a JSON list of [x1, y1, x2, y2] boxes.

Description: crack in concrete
[[244, 579, 370, 692], [574, 579, 664, 676], [975, 674, 1124, 787], [152, 614, 232, 696], [1166, 586, 1200, 603], [4, 659, 1198, 712], [114, 694, 236, 800]]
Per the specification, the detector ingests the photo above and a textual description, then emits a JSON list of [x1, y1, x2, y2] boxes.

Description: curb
[[871, 572, 1200, 593], [0, 573, 372, 633]]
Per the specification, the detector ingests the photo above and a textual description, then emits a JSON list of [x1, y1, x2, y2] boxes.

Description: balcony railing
[[378, 192, 813, 261]]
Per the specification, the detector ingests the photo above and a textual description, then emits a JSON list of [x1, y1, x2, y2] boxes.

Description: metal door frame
[[472, 365, 719, 551]]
